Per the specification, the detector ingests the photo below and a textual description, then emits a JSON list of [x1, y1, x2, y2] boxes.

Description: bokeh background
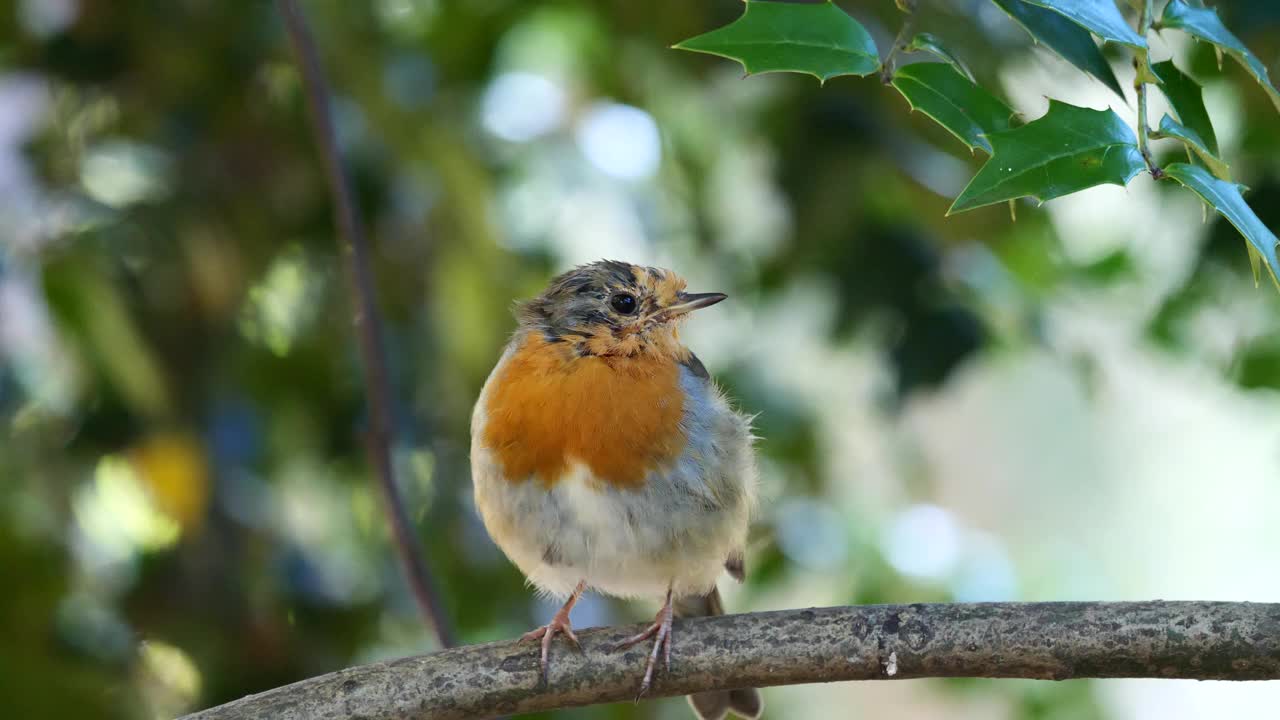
[[3, 0, 1280, 718]]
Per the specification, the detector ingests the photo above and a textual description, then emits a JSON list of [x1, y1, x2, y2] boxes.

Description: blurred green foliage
[[2, 1, 1279, 719]]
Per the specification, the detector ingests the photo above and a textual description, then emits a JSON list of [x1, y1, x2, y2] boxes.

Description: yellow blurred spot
[[137, 640, 202, 719], [130, 432, 210, 533]]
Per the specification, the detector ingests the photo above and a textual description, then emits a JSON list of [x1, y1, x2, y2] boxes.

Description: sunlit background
[[2, 1, 1280, 718]]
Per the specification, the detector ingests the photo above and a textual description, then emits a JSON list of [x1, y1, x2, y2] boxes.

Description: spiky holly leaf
[[990, 0, 1125, 98], [1163, 162, 1280, 286], [1023, 0, 1146, 48], [1161, 0, 1280, 113], [891, 62, 1015, 154], [1158, 115, 1230, 180], [1150, 60, 1218, 155], [949, 100, 1145, 213], [673, 1, 879, 84], [904, 33, 974, 81]]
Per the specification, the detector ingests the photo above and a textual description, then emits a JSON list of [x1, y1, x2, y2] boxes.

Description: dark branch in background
[[183, 601, 1280, 720], [276, 0, 455, 648]]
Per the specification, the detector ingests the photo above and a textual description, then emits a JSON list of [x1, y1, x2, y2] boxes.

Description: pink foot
[[612, 589, 674, 699], [521, 581, 585, 683]]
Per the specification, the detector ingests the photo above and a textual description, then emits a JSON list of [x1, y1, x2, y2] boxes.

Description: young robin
[[471, 260, 762, 720]]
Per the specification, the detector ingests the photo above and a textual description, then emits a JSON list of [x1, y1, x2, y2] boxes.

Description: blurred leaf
[[1151, 60, 1218, 154], [1076, 248, 1137, 284], [890, 62, 1015, 153], [1236, 337, 1280, 389], [904, 33, 974, 81], [1157, 114, 1230, 180], [43, 260, 171, 418], [892, 305, 987, 394], [1023, 0, 1147, 48], [1163, 162, 1280, 284], [1160, 0, 1280, 113], [0, 526, 129, 719], [990, 0, 1125, 97], [136, 640, 202, 718], [673, 0, 880, 83], [949, 101, 1145, 213]]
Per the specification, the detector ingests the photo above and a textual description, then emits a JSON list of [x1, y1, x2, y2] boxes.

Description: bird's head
[[516, 260, 725, 357]]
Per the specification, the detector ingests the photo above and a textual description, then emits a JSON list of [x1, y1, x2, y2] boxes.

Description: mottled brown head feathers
[[517, 260, 722, 358]]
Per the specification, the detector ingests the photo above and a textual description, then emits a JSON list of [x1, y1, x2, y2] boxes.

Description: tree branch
[[183, 601, 1280, 720], [276, 0, 454, 648]]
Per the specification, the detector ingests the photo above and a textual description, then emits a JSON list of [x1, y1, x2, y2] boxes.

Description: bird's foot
[[521, 582, 585, 684], [612, 589, 674, 700]]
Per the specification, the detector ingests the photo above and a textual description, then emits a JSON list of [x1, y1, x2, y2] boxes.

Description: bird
[[470, 260, 762, 720]]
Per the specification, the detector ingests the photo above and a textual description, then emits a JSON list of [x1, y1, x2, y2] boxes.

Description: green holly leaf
[[673, 0, 879, 84], [1023, 0, 1147, 48], [1163, 162, 1280, 285], [1150, 60, 1218, 155], [1160, 0, 1280, 113], [991, 0, 1125, 98], [904, 33, 974, 82], [1157, 115, 1230, 180], [949, 100, 1145, 214], [891, 63, 1015, 154]]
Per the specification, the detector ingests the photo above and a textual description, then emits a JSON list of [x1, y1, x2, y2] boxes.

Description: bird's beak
[[663, 292, 727, 318]]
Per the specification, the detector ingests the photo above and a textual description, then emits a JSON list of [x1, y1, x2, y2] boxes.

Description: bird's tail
[[674, 588, 763, 720]]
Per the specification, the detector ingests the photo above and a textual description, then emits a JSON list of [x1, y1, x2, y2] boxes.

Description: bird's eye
[[610, 293, 637, 315]]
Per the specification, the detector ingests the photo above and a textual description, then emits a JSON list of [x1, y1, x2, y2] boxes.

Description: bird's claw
[[613, 593, 674, 700], [522, 611, 580, 683]]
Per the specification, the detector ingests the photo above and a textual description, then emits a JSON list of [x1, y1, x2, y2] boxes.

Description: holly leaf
[[1022, 0, 1147, 48], [949, 100, 1145, 214], [1157, 115, 1230, 180], [904, 33, 974, 81], [891, 63, 1015, 154], [1160, 0, 1280, 113], [673, 0, 880, 83], [1150, 60, 1218, 154], [991, 0, 1125, 98], [1163, 162, 1280, 285]]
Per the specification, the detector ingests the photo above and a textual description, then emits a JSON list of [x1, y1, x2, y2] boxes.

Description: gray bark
[[183, 601, 1280, 720]]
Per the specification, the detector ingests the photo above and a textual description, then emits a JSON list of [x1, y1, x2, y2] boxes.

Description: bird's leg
[[521, 579, 586, 683], [612, 587, 675, 699]]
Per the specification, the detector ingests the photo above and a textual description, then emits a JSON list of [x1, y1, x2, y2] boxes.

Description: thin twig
[[182, 600, 1280, 720], [276, 0, 455, 648], [1134, 0, 1164, 179], [881, 0, 918, 84]]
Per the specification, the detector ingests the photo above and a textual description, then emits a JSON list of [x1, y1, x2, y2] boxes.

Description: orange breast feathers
[[481, 334, 688, 489]]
